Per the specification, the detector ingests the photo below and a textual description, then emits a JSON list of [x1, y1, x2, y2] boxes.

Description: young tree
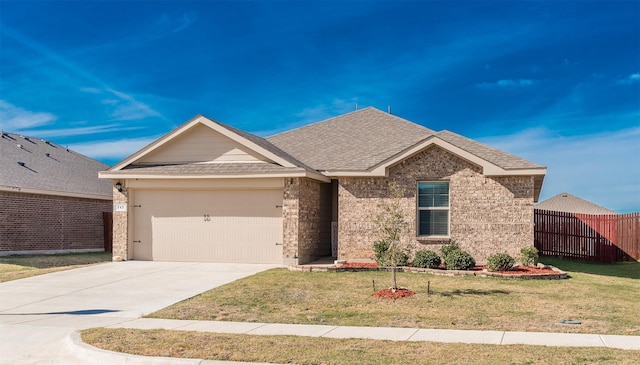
[[373, 182, 409, 291]]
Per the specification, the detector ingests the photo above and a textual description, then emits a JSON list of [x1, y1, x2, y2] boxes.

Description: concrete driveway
[[0, 261, 278, 365]]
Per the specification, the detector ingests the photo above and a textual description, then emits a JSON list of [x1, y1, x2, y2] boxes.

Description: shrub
[[487, 252, 515, 271], [373, 240, 390, 265], [443, 249, 476, 270], [373, 240, 409, 267], [440, 241, 460, 259], [520, 246, 539, 266], [392, 251, 409, 267], [412, 250, 441, 269]]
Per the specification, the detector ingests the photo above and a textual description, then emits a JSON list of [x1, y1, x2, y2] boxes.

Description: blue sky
[[1, 1, 639, 212]]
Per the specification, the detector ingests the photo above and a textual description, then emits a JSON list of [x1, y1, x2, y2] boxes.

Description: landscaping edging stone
[[289, 263, 568, 280]]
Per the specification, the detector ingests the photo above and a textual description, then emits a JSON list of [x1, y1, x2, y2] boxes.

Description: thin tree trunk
[[391, 266, 397, 291]]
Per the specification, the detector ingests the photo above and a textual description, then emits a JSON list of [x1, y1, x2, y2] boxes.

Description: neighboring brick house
[[100, 107, 546, 264], [0, 132, 112, 254]]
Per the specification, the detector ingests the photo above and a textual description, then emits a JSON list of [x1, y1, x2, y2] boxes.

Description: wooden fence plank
[[534, 209, 639, 263]]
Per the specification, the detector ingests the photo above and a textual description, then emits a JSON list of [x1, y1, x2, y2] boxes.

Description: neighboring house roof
[[101, 107, 546, 200], [0, 132, 112, 200], [536, 193, 616, 214]]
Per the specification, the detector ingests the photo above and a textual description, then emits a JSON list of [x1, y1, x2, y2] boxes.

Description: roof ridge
[[536, 192, 616, 214], [268, 106, 433, 139], [436, 129, 544, 169]]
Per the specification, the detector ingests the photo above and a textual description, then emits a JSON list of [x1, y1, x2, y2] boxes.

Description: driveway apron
[[0, 261, 277, 365]]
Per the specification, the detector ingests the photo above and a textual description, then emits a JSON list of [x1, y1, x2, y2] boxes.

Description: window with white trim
[[417, 181, 449, 236]]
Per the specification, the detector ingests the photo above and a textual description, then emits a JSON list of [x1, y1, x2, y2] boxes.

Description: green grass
[[0, 252, 112, 282], [82, 328, 640, 365], [541, 257, 640, 280], [149, 261, 640, 335]]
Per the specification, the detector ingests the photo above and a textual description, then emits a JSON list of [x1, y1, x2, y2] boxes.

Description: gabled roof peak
[[536, 192, 616, 214]]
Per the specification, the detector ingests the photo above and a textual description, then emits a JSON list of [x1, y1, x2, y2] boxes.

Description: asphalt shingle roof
[[535, 193, 616, 214], [206, 117, 317, 172], [267, 107, 435, 171], [435, 130, 544, 170], [122, 162, 304, 175], [267, 107, 544, 172], [0, 132, 111, 198]]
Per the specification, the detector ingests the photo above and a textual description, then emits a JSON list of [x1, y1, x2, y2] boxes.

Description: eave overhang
[[322, 136, 546, 201]]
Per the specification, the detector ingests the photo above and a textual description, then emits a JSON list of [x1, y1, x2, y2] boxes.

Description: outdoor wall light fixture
[[115, 182, 123, 192]]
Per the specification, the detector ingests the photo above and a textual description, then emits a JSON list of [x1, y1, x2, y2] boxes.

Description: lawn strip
[[82, 328, 640, 365], [0, 252, 112, 282], [148, 265, 640, 335]]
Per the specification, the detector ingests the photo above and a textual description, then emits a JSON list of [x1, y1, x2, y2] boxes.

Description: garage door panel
[[133, 189, 283, 263]]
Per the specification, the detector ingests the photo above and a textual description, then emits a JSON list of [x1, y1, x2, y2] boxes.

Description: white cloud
[[0, 100, 57, 131], [69, 136, 160, 160], [17, 124, 143, 138], [477, 79, 536, 89], [255, 98, 358, 136], [78, 87, 163, 121], [617, 73, 640, 85], [105, 88, 162, 121], [479, 127, 640, 213], [294, 99, 358, 124]]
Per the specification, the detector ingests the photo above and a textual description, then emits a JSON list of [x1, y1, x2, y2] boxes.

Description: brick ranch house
[[0, 132, 112, 254], [100, 107, 546, 265]]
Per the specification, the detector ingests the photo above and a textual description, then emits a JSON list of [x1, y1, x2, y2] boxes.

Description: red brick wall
[[0, 191, 112, 252]]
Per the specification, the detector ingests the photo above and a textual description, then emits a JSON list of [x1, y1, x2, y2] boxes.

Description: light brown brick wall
[[111, 184, 128, 260], [337, 146, 535, 262], [0, 191, 111, 252], [283, 178, 331, 265]]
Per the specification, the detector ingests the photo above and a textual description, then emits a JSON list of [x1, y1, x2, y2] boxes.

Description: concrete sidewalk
[[107, 318, 640, 350], [66, 318, 640, 365]]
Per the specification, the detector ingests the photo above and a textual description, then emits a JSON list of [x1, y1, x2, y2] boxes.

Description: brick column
[[112, 182, 129, 261]]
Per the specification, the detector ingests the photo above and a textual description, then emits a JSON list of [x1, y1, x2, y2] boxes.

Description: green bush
[[520, 246, 539, 266], [440, 241, 460, 259], [412, 250, 441, 269], [373, 240, 389, 265], [391, 251, 409, 267], [443, 249, 476, 270], [487, 252, 515, 271], [373, 240, 408, 267]]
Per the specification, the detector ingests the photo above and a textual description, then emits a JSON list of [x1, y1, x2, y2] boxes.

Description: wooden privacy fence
[[103, 212, 113, 252], [534, 209, 639, 263]]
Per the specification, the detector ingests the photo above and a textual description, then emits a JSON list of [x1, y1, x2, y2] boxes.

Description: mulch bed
[[342, 262, 379, 269], [339, 262, 564, 277], [486, 265, 559, 275], [372, 288, 415, 299]]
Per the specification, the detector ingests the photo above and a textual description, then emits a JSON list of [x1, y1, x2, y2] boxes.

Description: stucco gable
[[136, 122, 269, 165], [109, 115, 299, 171]]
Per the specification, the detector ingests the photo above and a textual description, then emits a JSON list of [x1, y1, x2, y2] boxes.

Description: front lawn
[[148, 259, 640, 335], [0, 252, 112, 282], [81, 328, 640, 365]]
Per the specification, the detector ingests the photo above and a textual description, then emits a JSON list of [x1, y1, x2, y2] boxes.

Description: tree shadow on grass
[[541, 257, 640, 280], [437, 289, 510, 297]]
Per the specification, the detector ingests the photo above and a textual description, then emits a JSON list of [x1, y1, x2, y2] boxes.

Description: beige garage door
[[132, 189, 283, 263]]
